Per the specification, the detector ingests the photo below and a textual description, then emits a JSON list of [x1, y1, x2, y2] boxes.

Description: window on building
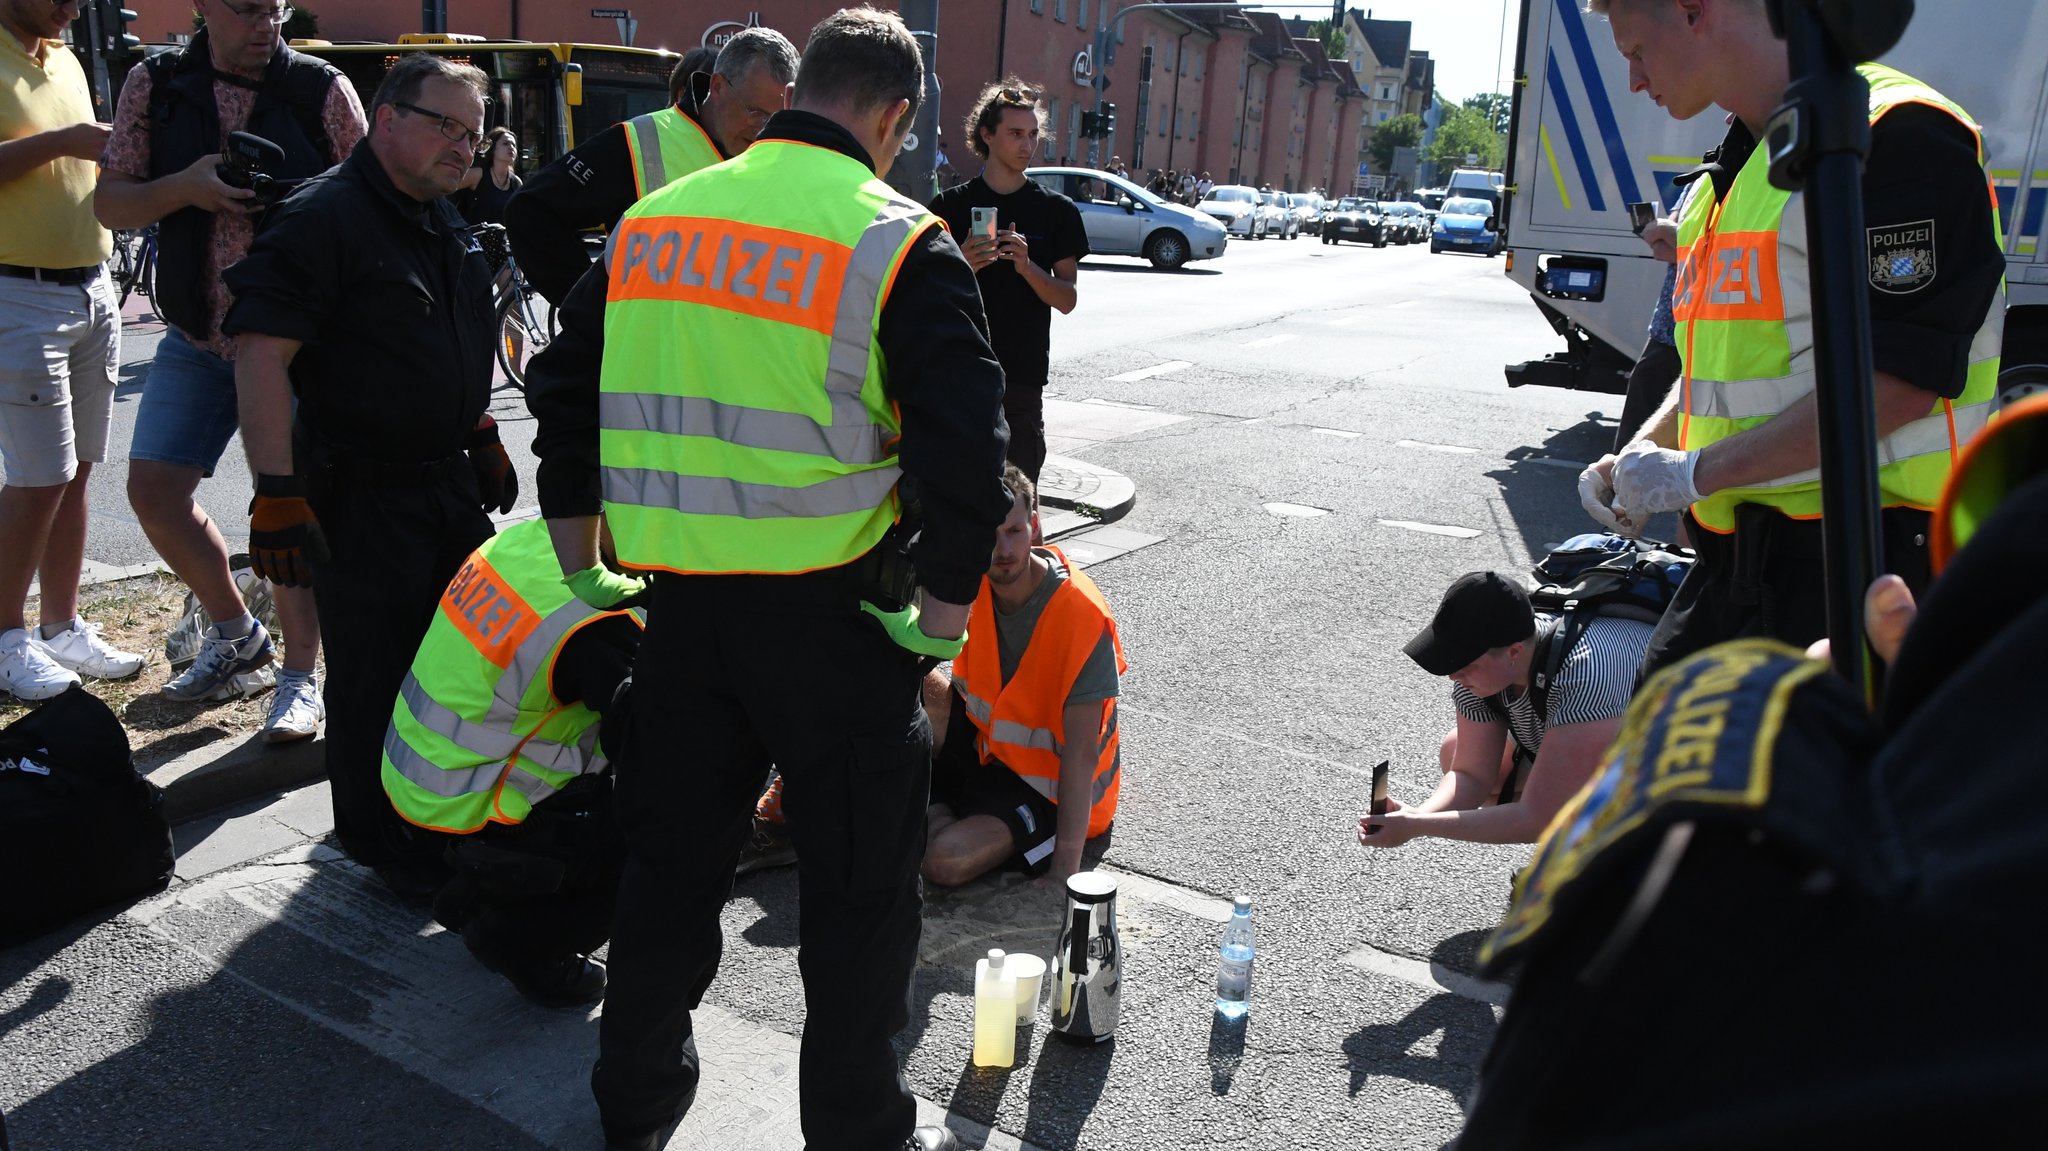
[[1192, 49, 1203, 80], [1157, 104, 1167, 136], [1048, 96, 1061, 153], [1378, 111, 1389, 122], [1382, 84, 1393, 100], [1055, 0, 1065, 23], [1189, 110, 1199, 137], [1077, 0, 1086, 30], [1030, 0, 1042, 11]]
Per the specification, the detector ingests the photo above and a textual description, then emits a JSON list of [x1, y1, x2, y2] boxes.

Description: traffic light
[[101, 1, 140, 65], [1100, 103, 1116, 140]]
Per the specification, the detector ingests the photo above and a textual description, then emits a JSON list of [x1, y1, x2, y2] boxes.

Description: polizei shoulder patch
[[1868, 219, 1936, 294]]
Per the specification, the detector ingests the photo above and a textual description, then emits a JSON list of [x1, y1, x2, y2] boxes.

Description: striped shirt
[[1452, 613, 1654, 761]]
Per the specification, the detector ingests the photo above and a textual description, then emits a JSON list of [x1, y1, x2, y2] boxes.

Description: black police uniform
[[223, 140, 497, 878], [502, 102, 726, 307], [525, 110, 1012, 1150], [1639, 106, 2006, 679]]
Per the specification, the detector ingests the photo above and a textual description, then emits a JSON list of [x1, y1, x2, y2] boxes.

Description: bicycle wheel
[[495, 283, 552, 390]]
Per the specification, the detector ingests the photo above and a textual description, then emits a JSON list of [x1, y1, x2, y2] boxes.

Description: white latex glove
[[1611, 439, 1704, 521], [1577, 460, 1628, 533]]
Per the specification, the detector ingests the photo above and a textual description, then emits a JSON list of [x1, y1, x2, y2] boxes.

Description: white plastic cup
[[1008, 953, 1047, 1023]]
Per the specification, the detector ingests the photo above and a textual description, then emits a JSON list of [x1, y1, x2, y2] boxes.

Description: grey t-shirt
[[994, 548, 1121, 706]]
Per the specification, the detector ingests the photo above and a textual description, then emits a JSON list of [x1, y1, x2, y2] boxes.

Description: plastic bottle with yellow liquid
[[973, 949, 1017, 1067]]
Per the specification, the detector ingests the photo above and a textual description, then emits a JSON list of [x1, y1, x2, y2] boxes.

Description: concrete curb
[[1037, 453, 1136, 525], [150, 730, 326, 825]]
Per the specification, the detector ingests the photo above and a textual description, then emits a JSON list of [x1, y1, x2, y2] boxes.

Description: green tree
[[1305, 18, 1347, 59], [194, 4, 321, 41], [1366, 112, 1424, 174], [1427, 103, 1505, 172], [1463, 92, 1512, 135]]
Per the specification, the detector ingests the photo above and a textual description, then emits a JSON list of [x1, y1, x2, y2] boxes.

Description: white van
[[1446, 168, 1504, 214]]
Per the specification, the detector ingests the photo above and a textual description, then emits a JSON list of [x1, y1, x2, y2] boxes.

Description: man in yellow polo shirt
[[0, 0, 143, 701]]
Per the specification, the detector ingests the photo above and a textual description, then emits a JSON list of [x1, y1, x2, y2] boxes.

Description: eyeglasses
[[396, 102, 482, 147], [218, 1, 294, 24]]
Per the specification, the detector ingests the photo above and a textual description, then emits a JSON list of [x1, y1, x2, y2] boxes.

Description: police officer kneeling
[[381, 518, 642, 1007]]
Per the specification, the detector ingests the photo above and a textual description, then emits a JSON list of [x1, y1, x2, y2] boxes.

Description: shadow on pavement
[[1208, 1010, 1247, 1095], [1078, 260, 1222, 276], [1341, 930, 1500, 1104], [1484, 409, 1682, 561]]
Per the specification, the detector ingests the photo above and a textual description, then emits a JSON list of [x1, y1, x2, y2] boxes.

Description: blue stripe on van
[[1546, 49, 1607, 213], [1554, 0, 1644, 207]]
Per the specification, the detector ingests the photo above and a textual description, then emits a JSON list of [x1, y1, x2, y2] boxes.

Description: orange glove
[[468, 416, 518, 514], [248, 473, 329, 588]]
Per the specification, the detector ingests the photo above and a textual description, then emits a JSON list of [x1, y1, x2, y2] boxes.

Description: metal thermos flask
[[1049, 871, 1121, 1042]]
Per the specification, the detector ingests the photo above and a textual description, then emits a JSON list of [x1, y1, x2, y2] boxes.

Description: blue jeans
[[128, 329, 241, 477]]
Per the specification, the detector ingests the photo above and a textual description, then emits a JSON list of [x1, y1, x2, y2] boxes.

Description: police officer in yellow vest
[[524, 10, 1011, 1151], [381, 517, 643, 1008], [923, 464, 1127, 888], [504, 28, 799, 305], [1576, 0, 2006, 677]]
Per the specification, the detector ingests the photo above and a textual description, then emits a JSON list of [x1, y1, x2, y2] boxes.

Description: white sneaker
[[165, 561, 278, 669], [0, 627, 81, 701], [41, 617, 146, 680], [162, 620, 275, 702], [263, 672, 323, 742]]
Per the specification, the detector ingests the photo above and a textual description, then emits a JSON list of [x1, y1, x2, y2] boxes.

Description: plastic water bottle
[[973, 949, 1017, 1067], [1215, 894, 1255, 1019]]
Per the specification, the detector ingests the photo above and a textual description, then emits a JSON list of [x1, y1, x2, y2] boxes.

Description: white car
[[1284, 193, 1322, 233], [1025, 166, 1229, 270], [1197, 184, 1270, 240], [1259, 189, 1299, 239]]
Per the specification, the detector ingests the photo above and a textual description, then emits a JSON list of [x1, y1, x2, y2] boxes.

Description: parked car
[[1197, 183, 1271, 240], [1430, 195, 1499, 256], [1260, 189, 1299, 239], [1321, 197, 1388, 246], [1025, 166, 1229, 269]]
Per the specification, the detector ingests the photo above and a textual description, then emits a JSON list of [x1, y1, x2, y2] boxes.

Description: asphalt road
[[11, 230, 1644, 1151]]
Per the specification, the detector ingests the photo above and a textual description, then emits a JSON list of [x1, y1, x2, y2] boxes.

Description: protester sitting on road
[[1359, 571, 1652, 848], [93, 3, 363, 733], [923, 465, 1127, 887], [381, 517, 642, 1009]]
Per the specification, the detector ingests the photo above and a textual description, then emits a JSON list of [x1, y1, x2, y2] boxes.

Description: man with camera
[[1576, 0, 2005, 675], [223, 54, 508, 899], [95, 0, 363, 734], [526, 10, 1009, 1147], [930, 80, 1087, 485], [504, 28, 798, 306], [1359, 572, 1652, 849]]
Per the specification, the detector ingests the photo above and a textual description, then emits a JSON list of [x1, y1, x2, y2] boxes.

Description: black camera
[[217, 131, 297, 206]]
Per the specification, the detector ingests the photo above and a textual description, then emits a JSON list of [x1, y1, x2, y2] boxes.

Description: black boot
[[503, 953, 607, 1009]]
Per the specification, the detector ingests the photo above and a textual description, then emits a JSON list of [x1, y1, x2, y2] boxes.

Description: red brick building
[[122, 1, 1375, 192]]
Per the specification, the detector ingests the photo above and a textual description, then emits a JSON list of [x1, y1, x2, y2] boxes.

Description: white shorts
[[0, 269, 118, 487]]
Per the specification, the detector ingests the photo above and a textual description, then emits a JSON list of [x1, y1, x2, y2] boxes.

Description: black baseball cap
[[1403, 572, 1536, 676]]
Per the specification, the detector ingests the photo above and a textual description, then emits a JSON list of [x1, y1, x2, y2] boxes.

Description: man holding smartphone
[[930, 80, 1088, 485]]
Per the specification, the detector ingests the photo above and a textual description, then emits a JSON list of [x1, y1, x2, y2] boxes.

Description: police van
[[1499, 0, 2048, 405]]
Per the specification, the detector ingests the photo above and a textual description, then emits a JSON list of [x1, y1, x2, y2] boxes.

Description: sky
[[1254, 1, 1523, 104]]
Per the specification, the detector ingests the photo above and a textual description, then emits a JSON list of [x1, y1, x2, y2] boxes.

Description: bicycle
[[467, 223, 555, 391], [109, 224, 158, 309]]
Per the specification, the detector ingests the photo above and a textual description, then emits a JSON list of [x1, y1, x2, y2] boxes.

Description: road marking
[[1524, 456, 1591, 470], [1263, 501, 1329, 517], [1245, 333, 1297, 348], [1080, 396, 1158, 410], [1241, 417, 1266, 424], [1100, 866, 1235, 923], [1378, 519, 1483, 539], [1396, 439, 1479, 454], [1109, 359, 1193, 382], [1311, 427, 1362, 439], [1341, 944, 1513, 1008], [1326, 315, 1363, 327]]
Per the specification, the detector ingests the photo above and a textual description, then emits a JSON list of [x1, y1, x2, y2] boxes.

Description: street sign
[[1356, 161, 1371, 183], [590, 7, 627, 17]]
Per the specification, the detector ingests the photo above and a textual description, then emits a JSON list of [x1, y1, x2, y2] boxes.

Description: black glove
[[248, 473, 329, 588], [468, 416, 518, 514]]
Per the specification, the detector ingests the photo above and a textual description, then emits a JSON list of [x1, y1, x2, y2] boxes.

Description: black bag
[[1496, 533, 1692, 803], [0, 687, 174, 946]]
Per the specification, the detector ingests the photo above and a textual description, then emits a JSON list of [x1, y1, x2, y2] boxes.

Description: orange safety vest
[[952, 547, 1129, 838]]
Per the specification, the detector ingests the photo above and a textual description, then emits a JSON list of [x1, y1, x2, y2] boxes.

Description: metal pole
[[1763, 0, 1914, 693], [893, 0, 941, 203]]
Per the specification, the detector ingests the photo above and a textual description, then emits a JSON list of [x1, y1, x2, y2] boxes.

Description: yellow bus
[[295, 35, 679, 175]]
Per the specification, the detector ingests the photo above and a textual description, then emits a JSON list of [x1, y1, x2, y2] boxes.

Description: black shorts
[[933, 694, 1060, 874]]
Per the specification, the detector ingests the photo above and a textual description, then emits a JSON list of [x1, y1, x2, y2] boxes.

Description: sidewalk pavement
[[143, 432, 1151, 828]]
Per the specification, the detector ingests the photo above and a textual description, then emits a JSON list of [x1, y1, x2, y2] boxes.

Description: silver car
[[1197, 183, 1271, 240], [1025, 166, 1229, 269]]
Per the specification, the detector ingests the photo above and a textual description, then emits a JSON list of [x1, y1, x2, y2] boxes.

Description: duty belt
[[322, 453, 468, 488]]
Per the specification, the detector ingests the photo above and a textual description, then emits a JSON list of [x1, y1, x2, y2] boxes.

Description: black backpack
[[0, 687, 174, 947], [1495, 534, 1693, 803]]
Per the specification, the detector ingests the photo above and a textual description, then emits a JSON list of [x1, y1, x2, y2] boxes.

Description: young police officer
[[504, 28, 797, 306], [226, 54, 515, 897], [1576, 0, 2006, 675], [527, 10, 1010, 1150]]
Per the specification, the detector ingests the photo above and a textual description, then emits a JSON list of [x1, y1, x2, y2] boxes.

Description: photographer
[[1359, 572, 1652, 848], [94, 0, 363, 736]]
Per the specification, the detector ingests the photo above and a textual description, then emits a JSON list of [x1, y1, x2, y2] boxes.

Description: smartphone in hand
[[971, 206, 998, 240], [1626, 201, 1659, 235], [1366, 760, 1390, 833]]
